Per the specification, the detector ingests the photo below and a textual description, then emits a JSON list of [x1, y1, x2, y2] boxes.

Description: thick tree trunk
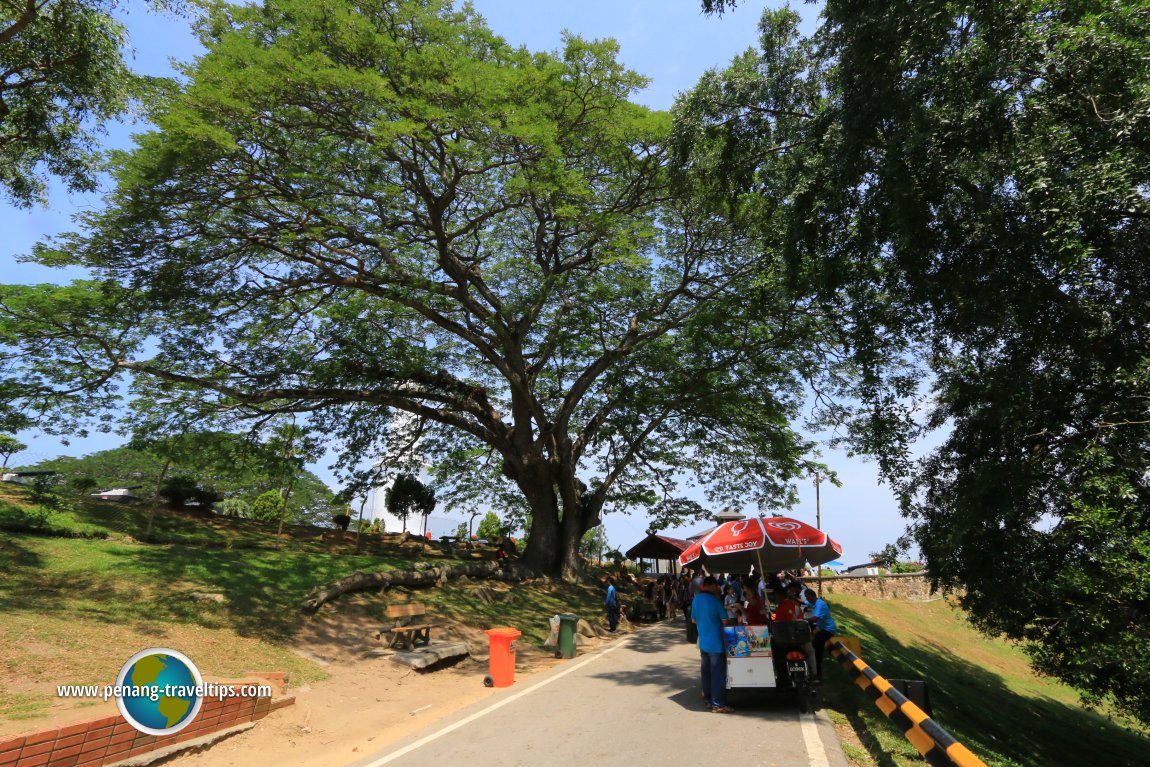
[[301, 560, 510, 613], [519, 473, 598, 581], [515, 457, 599, 582], [519, 484, 561, 576], [559, 521, 586, 581]]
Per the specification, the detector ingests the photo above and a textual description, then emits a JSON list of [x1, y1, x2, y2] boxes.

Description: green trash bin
[[557, 613, 579, 659]]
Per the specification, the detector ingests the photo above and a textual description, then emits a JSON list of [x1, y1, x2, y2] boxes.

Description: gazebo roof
[[625, 533, 692, 561]]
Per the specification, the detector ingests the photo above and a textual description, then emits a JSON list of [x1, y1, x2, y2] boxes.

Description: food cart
[[678, 516, 843, 712], [724, 624, 776, 687], [720, 619, 820, 711]]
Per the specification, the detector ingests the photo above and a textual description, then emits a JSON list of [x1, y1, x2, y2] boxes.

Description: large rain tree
[[695, 1, 1150, 725], [0, 0, 156, 206], [0, 0, 841, 579]]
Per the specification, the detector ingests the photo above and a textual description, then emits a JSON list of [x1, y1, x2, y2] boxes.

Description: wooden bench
[[381, 603, 434, 650]]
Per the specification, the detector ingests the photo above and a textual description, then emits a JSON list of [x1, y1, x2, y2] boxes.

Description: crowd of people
[[604, 567, 839, 714]]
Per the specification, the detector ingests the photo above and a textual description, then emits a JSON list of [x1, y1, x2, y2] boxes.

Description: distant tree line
[[15, 434, 340, 528]]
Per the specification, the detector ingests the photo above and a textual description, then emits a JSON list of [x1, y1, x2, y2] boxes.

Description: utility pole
[[814, 470, 822, 597]]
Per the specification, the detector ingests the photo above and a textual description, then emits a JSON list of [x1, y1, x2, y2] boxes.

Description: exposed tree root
[[301, 561, 533, 613]]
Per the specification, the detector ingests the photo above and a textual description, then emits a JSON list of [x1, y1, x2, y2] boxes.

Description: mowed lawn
[[818, 593, 1149, 767]]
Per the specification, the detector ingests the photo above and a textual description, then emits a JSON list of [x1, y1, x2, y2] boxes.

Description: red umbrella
[[678, 516, 842, 573], [678, 536, 707, 568]]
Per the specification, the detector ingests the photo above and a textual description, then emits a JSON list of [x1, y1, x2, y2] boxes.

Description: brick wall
[[0, 682, 294, 767]]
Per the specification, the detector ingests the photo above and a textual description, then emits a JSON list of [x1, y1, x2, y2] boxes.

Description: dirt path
[[166, 606, 632, 767]]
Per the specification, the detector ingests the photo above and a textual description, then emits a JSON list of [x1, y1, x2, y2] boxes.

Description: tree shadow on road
[[619, 620, 692, 654], [590, 623, 804, 720]]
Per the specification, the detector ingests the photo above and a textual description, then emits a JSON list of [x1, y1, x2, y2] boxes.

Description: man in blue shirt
[[605, 577, 619, 632], [803, 588, 838, 681], [692, 576, 732, 712]]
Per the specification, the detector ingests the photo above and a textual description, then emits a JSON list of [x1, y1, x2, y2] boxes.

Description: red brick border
[[0, 679, 293, 767]]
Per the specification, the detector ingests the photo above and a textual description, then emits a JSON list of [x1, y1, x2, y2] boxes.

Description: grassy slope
[[0, 485, 608, 729], [819, 594, 1149, 767]]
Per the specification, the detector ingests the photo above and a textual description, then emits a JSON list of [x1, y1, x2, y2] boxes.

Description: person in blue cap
[[692, 576, 733, 713]]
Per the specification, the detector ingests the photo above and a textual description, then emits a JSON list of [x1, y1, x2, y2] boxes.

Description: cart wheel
[[483, 675, 493, 687]]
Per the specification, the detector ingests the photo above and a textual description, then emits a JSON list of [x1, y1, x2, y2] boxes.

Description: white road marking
[[358, 633, 635, 766], [800, 712, 832, 767]]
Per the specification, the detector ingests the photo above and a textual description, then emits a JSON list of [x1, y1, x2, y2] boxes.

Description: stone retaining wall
[[817, 573, 939, 601]]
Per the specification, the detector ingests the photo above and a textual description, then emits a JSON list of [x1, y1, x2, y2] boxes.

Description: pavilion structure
[[625, 533, 692, 575], [627, 510, 753, 574]]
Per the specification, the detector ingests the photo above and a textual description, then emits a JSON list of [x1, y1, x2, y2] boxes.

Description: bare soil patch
[[165, 599, 624, 767]]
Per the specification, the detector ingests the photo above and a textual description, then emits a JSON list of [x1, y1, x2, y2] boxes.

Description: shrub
[[218, 497, 251, 518], [249, 490, 286, 522], [159, 476, 221, 508], [332, 513, 351, 531], [30, 475, 60, 505]]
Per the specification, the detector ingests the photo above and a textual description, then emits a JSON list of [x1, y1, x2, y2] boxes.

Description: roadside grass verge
[[0, 531, 408, 724], [0, 535, 422, 639], [819, 594, 1149, 767], [0, 485, 589, 733]]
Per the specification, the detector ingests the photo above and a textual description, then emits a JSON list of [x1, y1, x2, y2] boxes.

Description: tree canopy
[[474, 510, 502, 541], [0, 0, 842, 579], [693, 0, 1150, 726], [384, 472, 434, 534], [0, 0, 152, 206], [0, 433, 25, 467]]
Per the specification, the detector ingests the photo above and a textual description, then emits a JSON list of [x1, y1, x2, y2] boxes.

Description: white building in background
[[366, 477, 465, 538], [90, 487, 139, 502], [362, 410, 457, 536], [368, 470, 408, 534]]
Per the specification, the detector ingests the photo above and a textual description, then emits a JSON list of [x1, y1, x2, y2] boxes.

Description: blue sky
[[1, 0, 913, 564]]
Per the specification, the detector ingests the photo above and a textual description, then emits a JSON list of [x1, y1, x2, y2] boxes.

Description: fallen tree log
[[301, 561, 523, 614]]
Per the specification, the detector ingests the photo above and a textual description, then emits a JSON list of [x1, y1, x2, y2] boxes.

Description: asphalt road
[[349, 621, 851, 767]]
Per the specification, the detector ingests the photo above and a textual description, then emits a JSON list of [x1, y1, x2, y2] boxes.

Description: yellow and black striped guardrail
[[828, 638, 986, 767]]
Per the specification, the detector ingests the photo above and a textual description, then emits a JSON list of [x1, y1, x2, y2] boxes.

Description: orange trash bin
[[485, 627, 521, 688]]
